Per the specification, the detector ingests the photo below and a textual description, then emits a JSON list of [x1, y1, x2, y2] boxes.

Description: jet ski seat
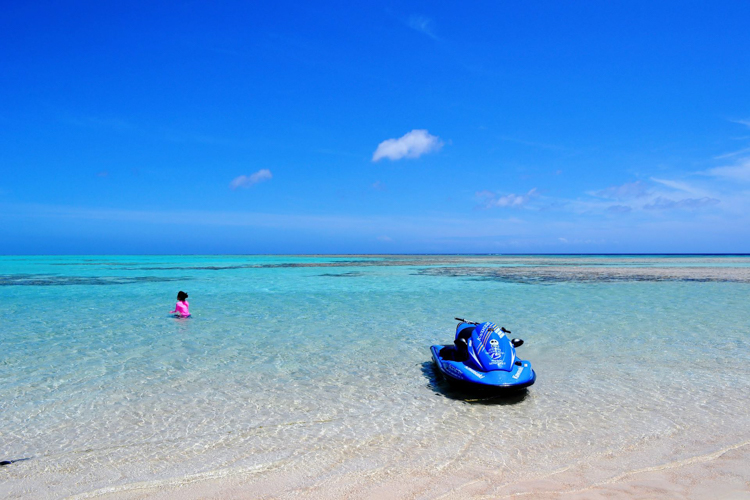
[[456, 327, 474, 340], [452, 327, 474, 362], [437, 327, 475, 362], [438, 345, 456, 360]]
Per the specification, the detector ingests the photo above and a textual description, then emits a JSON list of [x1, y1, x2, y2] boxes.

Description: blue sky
[[1, 1, 749, 254]]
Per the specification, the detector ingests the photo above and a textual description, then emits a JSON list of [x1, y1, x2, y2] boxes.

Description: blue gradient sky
[[2, 1, 750, 254]]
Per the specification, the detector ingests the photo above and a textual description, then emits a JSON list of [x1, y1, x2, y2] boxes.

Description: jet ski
[[430, 318, 536, 391]]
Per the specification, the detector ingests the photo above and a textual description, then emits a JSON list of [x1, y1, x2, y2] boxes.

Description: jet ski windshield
[[466, 322, 515, 372]]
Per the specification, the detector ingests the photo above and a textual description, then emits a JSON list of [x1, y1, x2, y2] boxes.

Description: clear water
[[1, 255, 749, 498]]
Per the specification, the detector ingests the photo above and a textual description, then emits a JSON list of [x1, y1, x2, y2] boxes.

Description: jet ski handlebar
[[454, 317, 512, 334]]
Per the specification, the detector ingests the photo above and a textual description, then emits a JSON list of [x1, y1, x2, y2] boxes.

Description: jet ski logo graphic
[[487, 338, 504, 361]]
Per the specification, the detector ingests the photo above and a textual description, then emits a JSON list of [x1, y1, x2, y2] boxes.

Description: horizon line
[[1, 253, 749, 257]]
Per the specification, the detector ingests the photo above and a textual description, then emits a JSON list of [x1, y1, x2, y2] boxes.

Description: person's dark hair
[[177, 291, 188, 301]]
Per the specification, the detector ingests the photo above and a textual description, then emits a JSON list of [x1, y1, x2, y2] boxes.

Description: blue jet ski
[[431, 318, 536, 391]]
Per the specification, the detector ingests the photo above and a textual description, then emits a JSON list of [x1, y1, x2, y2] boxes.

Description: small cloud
[[372, 129, 443, 162], [703, 158, 750, 182], [555, 169, 563, 175], [558, 237, 568, 243], [96, 171, 109, 178], [372, 181, 386, 191], [593, 181, 648, 200], [477, 188, 538, 209], [643, 196, 720, 210], [407, 15, 437, 39], [607, 204, 632, 214], [377, 235, 393, 242], [230, 169, 272, 190], [713, 147, 750, 160], [650, 177, 699, 193]]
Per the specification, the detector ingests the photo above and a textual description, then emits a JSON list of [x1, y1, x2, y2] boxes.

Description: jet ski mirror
[[511, 338, 524, 348]]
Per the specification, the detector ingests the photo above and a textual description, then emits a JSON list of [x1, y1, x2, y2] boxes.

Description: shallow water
[[1, 255, 749, 498]]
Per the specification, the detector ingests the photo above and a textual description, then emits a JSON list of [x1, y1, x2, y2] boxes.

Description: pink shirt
[[172, 300, 190, 317]]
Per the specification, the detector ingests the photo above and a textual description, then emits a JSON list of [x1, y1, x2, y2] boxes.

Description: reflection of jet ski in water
[[430, 318, 536, 390]]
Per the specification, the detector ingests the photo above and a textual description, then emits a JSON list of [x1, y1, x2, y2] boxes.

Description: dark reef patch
[[0, 275, 190, 286], [130, 265, 252, 271], [51, 262, 148, 266], [416, 266, 750, 284], [318, 271, 365, 278]]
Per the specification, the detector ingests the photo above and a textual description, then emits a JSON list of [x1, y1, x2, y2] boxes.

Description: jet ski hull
[[431, 345, 536, 390]]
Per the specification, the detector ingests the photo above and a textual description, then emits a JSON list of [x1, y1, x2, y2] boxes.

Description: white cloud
[[372, 129, 443, 162], [477, 188, 538, 209], [592, 181, 648, 200], [703, 121, 750, 181], [703, 158, 750, 182], [713, 147, 750, 160], [377, 235, 393, 242], [230, 169, 272, 190], [407, 16, 437, 39], [607, 205, 633, 214], [643, 196, 720, 210], [650, 177, 701, 194]]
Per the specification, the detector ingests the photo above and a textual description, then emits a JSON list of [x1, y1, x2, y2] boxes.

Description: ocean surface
[[1, 255, 749, 498]]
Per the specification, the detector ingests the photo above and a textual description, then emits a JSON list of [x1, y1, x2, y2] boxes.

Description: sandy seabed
[[7, 440, 742, 500]]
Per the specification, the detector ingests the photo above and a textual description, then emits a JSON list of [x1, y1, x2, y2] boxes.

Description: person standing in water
[[170, 291, 190, 317]]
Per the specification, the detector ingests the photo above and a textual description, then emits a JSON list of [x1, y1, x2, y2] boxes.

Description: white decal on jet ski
[[478, 322, 496, 349], [512, 365, 524, 379], [468, 339, 482, 367], [444, 363, 465, 380], [464, 366, 486, 379]]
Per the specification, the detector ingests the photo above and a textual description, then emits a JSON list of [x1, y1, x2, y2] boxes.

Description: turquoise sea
[[1, 255, 749, 498]]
